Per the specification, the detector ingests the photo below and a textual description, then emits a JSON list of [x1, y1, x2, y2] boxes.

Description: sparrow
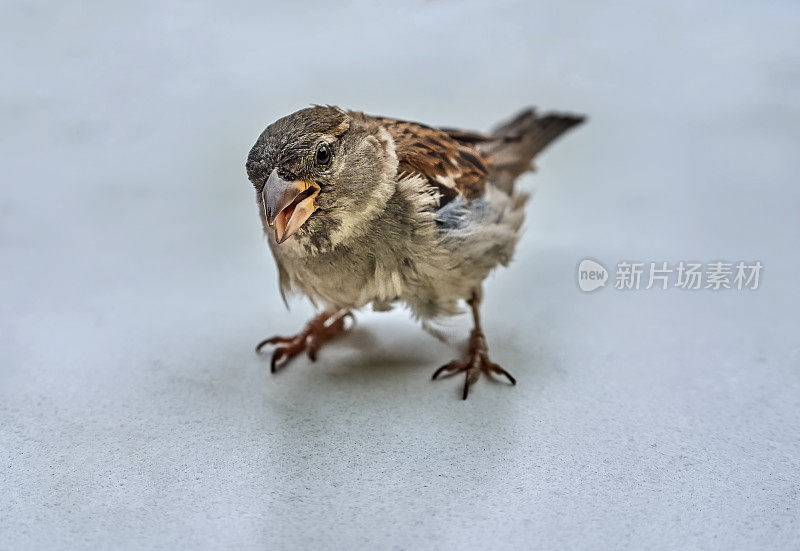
[[245, 106, 584, 399]]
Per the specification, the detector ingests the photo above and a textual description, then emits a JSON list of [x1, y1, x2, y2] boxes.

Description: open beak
[[261, 169, 320, 244]]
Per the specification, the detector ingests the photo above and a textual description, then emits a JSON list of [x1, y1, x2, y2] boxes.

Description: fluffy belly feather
[[270, 178, 527, 319]]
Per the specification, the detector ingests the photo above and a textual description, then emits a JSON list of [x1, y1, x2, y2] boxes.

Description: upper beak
[[261, 169, 320, 244]]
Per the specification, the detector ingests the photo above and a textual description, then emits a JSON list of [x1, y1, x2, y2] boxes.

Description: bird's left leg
[[255, 309, 353, 372], [431, 290, 516, 399]]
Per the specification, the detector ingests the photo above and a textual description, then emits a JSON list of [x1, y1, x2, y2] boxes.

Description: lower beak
[[261, 169, 320, 244]]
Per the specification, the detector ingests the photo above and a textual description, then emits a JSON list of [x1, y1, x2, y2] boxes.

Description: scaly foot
[[432, 329, 516, 399], [256, 310, 353, 372]]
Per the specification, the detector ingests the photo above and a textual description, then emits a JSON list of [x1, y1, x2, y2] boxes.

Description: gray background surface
[[2, 1, 799, 549]]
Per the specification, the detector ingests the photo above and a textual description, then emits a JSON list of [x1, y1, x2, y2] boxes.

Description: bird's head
[[246, 106, 397, 252]]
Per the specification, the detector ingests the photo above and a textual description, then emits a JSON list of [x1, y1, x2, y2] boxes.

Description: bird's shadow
[[273, 324, 456, 383], [265, 320, 549, 399], [235, 304, 564, 406]]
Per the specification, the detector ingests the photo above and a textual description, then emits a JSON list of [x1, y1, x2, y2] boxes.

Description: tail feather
[[483, 108, 585, 193]]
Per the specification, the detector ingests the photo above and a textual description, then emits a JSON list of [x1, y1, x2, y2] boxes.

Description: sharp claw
[[270, 350, 282, 373], [463, 367, 480, 400], [255, 339, 271, 353], [256, 335, 292, 352], [432, 361, 457, 380], [488, 362, 516, 385]]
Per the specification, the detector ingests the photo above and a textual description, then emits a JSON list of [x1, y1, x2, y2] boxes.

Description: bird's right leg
[[256, 309, 353, 372], [431, 291, 516, 399]]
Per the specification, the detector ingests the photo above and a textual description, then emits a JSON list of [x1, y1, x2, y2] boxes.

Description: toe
[[306, 337, 319, 362], [488, 361, 516, 385], [462, 367, 481, 400], [256, 335, 293, 352], [432, 360, 461, 380], [270, 348, 286, 373]]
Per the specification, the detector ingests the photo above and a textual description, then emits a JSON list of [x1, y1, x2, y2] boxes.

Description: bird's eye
[[315, 143, 332, 167]]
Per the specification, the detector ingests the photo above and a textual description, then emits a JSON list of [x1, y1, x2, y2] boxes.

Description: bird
[[245, 105, 584, 399]]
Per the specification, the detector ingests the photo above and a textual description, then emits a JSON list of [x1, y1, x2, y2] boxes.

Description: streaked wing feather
[[375, 117, 492, 204]]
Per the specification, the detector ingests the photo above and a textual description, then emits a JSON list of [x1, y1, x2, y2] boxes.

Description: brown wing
[[375, 117, 492, 205], [370, 109, 585, 204]]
